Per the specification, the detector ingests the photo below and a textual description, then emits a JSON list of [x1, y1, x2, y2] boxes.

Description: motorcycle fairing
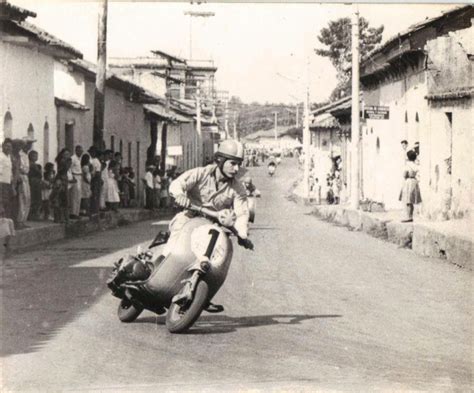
[[143, 217, 233, 307]]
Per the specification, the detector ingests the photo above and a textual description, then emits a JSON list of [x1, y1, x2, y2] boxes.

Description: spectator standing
[[153, 168, 162, 209], [10, 139, 23, 228], [41, 163, 55, 220], [69, 145, 83, 219], [143, 164, 155, 210], [100, 150, 113, 210], [161, 170, 171, 208], [88, 147, 102, 216], [119, 167, 132, 208], [106, 160, 120, 212], [17, 137, 34, 229], [80, 154, 92, 216], [0, 139, 13, 220], [28, 150, 42, 220], [399, 150, 422, 222], [127, 167, 136, 206], [50, 156, 71, 223]]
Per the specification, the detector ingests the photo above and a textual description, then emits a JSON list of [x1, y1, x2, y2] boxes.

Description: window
[[119, 139, 123, 156], [404, 111, 408, 123], [128, 142, 132, 167], [376, 137, 380, 154], [3, 111, 13, 139], [110, 135, 115, 151]]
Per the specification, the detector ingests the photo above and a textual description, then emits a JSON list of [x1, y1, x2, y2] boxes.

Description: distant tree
[[316, 17, 384, 86]]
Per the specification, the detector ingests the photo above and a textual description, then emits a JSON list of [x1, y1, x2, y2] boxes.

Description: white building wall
[[1, 41, 57, 165], [362, 71, 429, 209], [54, 61, 85, 105]]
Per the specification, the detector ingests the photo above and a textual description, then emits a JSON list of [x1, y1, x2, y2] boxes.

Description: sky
[[12, 1, 459, 104]]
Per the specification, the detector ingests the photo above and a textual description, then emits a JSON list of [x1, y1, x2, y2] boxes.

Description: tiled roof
[[10, 20, 82, 59], [0, 2, 36, 21], [310, 113, 340, 130], [361, 5, 473, 67]]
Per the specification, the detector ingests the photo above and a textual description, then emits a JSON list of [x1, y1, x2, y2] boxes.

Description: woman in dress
[[80, 154, 92, 216], [400, 149, 422, 222]]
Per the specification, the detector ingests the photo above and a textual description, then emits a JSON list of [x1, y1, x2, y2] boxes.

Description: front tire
[[166, 280, 209, 333], [117, 298, 143, 323]]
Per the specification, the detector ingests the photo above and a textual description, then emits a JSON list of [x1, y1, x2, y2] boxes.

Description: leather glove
[[238, 237, 254, 250], [174, 194, 191, 209]]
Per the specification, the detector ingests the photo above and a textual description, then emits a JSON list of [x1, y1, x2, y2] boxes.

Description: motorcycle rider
[[165, 139, 253, 254], [242, 176, 261, 198], [108, 140, 253, 311]]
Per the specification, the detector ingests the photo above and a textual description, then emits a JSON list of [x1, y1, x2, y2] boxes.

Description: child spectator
[[28, 150, 42, 221], [80, 154, 92, 216], [41, 163, 55, 220], [50, 159, 71, 223]]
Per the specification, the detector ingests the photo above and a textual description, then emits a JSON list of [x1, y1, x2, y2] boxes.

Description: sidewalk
[[4, 208, 175, 255], [293, 188, 473, 271]]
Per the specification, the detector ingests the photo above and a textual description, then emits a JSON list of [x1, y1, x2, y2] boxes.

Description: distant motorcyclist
[[242, 176, 261, 198]]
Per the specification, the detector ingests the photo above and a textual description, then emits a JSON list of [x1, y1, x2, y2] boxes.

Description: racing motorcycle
[[107, 204, 254, 334]]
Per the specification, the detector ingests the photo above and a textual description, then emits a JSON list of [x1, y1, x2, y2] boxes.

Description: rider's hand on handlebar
[[238, 237, 254, 250], [174, 195, 191, 209]]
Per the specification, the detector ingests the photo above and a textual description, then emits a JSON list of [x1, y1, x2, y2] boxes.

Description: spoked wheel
[[117, 298, 144, 323], [166, 280, 209, 334]]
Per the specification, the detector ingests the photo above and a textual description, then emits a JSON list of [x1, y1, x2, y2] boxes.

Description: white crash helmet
[[215, 139, 244, 163]]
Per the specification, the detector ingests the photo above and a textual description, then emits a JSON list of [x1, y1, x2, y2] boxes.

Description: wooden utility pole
[[224, 99, 229, 139], [273, 111, 278, 141], [196, 83, 202, 164], [350, 6, 360, 209], [232, 111, 238, 140], [302, 57, 311, 199], [93, 0, 108, 150]]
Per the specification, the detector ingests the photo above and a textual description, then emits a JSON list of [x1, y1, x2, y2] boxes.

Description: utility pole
[[233, 111, 238, 140], [224, 99, 229, 139], [160, 65, 171, 173], [302, 57, 311, 199], [350, 6, 360, 209], [273, 111, 278, 141], [196, 83, 202, 164], [93, 0, 108, 150]]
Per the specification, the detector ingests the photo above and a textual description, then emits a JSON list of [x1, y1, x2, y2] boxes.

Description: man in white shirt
[[0, 139, 13, 220], [17, 137, 34, 228], [70, 145, 83, 218]]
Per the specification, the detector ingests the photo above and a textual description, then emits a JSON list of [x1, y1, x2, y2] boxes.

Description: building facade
[[360, 5, 473, 218]]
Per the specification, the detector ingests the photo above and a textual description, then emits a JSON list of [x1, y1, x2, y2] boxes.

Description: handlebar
[[187, 204, 254, 250]]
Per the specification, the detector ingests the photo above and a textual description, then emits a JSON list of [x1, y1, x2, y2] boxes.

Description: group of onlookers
[[143, 161, 181, 211], [0, 138, 147, 229]]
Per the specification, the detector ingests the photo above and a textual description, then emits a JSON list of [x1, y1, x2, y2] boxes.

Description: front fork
[[171, 260, 211, 306]]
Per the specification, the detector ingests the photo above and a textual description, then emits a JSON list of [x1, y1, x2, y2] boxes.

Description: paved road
[[1, 158, 472, 392]]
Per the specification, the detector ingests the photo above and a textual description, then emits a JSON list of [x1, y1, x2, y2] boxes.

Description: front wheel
[[117, 298, 143, 323], [166, 280, 209, 333]]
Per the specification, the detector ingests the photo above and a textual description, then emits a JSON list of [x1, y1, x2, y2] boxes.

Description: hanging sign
[[364, 106, 390, 120]]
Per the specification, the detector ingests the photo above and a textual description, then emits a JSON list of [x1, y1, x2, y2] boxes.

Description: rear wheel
[[117, 298, 143, 323], [166, 280, 209, 333]]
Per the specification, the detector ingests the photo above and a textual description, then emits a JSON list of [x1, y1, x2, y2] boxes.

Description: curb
[[7, 208, 175, 255], [294, 195, 472, 270]]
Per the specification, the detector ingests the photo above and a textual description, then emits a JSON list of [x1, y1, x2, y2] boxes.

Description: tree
[[316, 17, 384, 86]]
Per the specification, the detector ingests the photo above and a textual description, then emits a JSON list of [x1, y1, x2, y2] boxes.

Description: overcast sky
[[13, 1, 458, 104]]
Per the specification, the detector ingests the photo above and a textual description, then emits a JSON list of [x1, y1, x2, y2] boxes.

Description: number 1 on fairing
[[204, 229, 220, 258]]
